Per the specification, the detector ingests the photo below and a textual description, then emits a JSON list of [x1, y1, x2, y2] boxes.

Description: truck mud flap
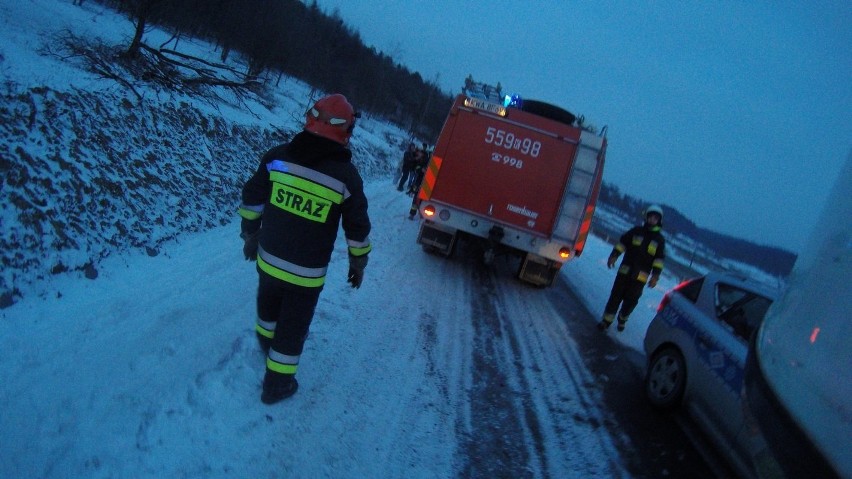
[[417, 222, 456, 257], [518, 254, 561, 287]]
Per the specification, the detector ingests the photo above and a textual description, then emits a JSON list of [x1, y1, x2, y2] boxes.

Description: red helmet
[[304, 94, 356, 145]]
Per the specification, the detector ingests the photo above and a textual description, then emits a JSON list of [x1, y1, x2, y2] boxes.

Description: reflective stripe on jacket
[[239, 132, 371, 288], [612, 225, 665, 283]]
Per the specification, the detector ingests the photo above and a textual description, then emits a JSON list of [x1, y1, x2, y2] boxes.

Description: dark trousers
[[397, 165, 414, 190], [257, 274, 321, 358], [408, 168, 424, 193], [604, 273, 645, 321]]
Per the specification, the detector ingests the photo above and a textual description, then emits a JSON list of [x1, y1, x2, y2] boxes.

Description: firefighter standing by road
[[238, 93, 372, 404], [407, 143, 430, 195], [407, 143, 432, 219], [397, 143, 417, 192], [598, 205, 666, 332]]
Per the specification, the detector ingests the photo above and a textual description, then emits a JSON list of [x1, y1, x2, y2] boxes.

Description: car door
[[717, 288, 774, 467], [688, 282, 754, 454]]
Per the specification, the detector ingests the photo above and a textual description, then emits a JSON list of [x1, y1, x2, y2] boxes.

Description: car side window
[[716, 284, 747, 317], [715, 283, 773, 341]]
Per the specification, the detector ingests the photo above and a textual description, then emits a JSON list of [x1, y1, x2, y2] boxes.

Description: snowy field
[[0, 178, 674, 478]]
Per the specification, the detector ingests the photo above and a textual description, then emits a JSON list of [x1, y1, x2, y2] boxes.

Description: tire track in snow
[[457, 262, 540, 479], [491, 273, 630, 478], [455, 254, 630, 479], [498, 264, 626, 477]]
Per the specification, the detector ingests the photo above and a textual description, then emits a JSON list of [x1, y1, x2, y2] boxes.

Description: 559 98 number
[[484, 127, 541, 157]]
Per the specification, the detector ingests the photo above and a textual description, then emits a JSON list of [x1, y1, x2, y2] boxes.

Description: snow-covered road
[[1, 181, 672, 478]]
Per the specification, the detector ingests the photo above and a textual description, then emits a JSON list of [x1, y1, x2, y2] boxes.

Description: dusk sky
[[312, 0, 850, 253]]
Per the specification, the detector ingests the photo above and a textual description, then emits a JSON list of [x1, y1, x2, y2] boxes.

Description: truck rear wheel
[[422, 242, 455, 258], [483, 248, 495, 265], [517, 254, 560, 287]]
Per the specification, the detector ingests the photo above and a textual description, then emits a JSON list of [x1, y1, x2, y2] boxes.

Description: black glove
[[347, 254, 369, 289], [648, 274, 659, 288], [241, 230, 260, 261], [607, 254, 618, 269]]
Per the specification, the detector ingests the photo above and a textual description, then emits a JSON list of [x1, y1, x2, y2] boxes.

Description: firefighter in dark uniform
[[598, 205, 665, 332], [238, 93, 372, 404]]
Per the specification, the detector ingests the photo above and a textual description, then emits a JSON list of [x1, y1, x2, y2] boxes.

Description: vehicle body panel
[[415, 95, 606, 281], [428, 102, 581, 237], [644, 273, 779, 479], [745, 150, 851, 478]]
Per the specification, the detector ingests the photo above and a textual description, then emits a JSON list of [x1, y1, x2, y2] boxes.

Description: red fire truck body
[[415, 94, 607, 286]]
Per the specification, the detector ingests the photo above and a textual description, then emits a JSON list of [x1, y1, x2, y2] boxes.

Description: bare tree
[[124, 0, 167, 58]]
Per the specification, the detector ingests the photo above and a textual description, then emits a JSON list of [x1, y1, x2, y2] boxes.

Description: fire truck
[[414, 84, 607, 286]]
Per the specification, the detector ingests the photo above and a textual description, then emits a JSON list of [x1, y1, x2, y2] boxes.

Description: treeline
[[598, 182, 797, 277], [87, 0, 453, 140], [77, 1, 798, 275]]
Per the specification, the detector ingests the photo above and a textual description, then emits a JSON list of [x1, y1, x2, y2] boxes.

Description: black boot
[[261, 371, 299, 404], [617, 315, 628, 332], [598, 314, 615, 331]]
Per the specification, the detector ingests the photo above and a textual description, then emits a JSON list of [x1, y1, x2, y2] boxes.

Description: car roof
[[700, 271, 781, 300]]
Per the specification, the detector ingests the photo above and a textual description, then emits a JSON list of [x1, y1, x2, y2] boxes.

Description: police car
[[643, 272, 779, 478]]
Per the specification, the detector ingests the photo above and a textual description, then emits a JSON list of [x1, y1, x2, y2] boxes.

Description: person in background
[[407, 144, 432, 218], [598, 204, 666, 332], [238, 93, 372, 404], [397, 143, 417, 192], [407, 143, 430, 196]]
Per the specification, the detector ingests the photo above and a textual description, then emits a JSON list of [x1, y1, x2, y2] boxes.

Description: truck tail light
[[558, 247, 571, 259], [423, 205, 436, 217]]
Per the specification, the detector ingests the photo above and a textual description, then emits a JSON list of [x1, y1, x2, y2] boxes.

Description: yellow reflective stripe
[[239, 207, 262, 220], [258, 246, 326, 277], [258, 255, 325, 288], [614, 243, 626, 253], [279, 162, 349, 200], [266, 357, 298, 375], [267, 350, 299, 374], [647, 241, 658, 255], [637, 271, 649, 283], [256, 318, 275, 338], [653, 259, 665, 270], [349, 244, 372, 256], [269, 171, 343, 204], [270, 182, 332, 223], [256, 323, 274, 339], [632, 235, 644, 246], [618, 265, 630, 275], [347, 238, 372, 256]]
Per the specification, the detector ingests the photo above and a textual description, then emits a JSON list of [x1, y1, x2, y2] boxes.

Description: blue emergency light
[[503, 94, 523, 109]]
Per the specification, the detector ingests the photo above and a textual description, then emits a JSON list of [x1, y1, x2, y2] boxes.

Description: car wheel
[[645, 346, 687, 410]]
